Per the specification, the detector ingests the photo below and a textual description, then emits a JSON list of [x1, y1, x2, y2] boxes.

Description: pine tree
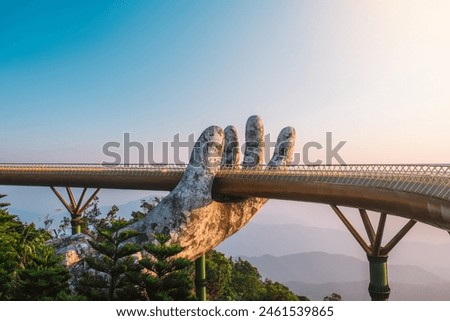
[[138, 233, 194, 301], [0, 194, 10, 209], [15, 246, 72, 300], [77, 220, 143, 300], [0, 201, 72, 300]]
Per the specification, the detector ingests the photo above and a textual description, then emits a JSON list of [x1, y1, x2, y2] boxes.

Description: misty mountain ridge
[[9, 196, 158, 228], [243, 251, 446, 285], [217, 222, 450, 279], [243, 251, 450, 301]]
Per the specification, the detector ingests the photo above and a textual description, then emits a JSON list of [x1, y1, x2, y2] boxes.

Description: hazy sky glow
[[1, 1, 450, 243]]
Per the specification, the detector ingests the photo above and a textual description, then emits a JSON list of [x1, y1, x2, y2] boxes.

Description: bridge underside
[[215, 178, 450, 231]]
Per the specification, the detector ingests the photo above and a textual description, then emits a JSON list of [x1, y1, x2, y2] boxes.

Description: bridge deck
[[1, 163, 449, 230]]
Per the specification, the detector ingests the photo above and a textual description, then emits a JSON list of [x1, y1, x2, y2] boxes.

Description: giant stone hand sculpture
[[128, 115, 296, 260]]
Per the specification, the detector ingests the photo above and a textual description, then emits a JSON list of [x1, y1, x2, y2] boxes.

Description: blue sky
[[1, 1, 450, 241], [1, 0, 449, 164]]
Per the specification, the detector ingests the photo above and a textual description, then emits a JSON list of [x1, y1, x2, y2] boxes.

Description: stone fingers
[[221, 125, 240, 167], [243, 115, 264, 167], [268, 126, 296, 167]]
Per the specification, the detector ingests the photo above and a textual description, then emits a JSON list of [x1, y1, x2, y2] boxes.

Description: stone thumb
[[177, 125, 224, 201]]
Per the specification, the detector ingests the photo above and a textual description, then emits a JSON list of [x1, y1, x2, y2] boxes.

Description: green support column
[[51, 187, 100, 236], [71, 217, 81, 235], [195, 254, 207, 301], [367, 255, 390, 301]]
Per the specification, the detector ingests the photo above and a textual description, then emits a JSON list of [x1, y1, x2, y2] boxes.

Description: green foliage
[[80, 199, 121, 236], [15, 251, 71, 300], [205, 250, 234, 300], [261, 280, 299, 301], [75, 205, 194, 301], [205, 251, 305, 301], [54, 197, 161, 238], [51, 197, 115, 238], [77, 220, 143, 300], [1, 193, 305, 301], [0, 200, 71, 300], [0, 211, 21, 299], [0, 194, 10, 209], [130, 198, 161, 223], [138, 233, 194, 301], [229, 258, 266, 300], [79, 197, 161, 235]]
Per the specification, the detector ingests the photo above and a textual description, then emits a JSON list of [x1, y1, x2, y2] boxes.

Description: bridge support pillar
[[50, 187, 100, 235], [331, 205, 416, 301], [367, 255, 390, 301], [195, 254, 207, 301]]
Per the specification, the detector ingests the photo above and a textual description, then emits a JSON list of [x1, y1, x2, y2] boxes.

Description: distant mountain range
[[217, 222, 450, 280], [9, 197, 156, 227], [215, 221, 450, 300], [241, 251, 450, 300], [244, 252, 446, 285], [9, 207, 49, 226]]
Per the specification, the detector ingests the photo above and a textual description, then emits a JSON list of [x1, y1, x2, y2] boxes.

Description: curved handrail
[[1, 163, 449, 202]]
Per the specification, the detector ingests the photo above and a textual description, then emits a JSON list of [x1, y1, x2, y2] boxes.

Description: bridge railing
[[0, 163, 449, 201], [1, 163, 449, 172], [218, 164, 450, 202]]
